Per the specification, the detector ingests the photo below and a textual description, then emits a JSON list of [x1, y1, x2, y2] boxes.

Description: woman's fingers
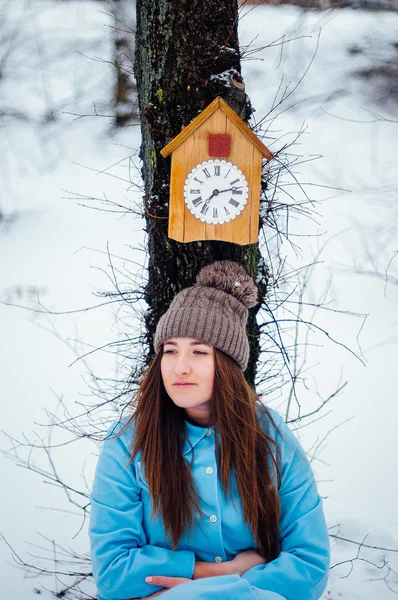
[[145, 575, 191, 588]]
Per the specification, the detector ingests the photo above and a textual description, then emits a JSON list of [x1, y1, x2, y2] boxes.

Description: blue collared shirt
[[89, 408, 330, 600]]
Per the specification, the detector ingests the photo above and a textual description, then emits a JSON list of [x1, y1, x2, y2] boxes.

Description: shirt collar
[[182, 420, 216, 455]]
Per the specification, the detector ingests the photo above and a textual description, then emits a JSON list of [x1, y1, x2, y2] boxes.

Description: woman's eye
[[163, 349, 208, 355]]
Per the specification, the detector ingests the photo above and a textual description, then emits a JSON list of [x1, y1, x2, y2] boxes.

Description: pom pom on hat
[[195, 260, 258, 308]]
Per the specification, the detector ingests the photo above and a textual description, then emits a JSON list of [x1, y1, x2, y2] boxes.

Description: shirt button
[[205, 428, 212, 436], [210, 515, 217, 523], [215, 556, 222, 563], [206, 467, 213, 474]]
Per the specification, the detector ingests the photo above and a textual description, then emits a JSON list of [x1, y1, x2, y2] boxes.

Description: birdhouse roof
[[160, 96, 272, 161]]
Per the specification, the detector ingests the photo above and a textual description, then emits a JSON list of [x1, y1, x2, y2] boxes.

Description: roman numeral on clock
[[190, 189, 200, 194], [232, 188, 242, 195], [213, 207, 218, 219], [193, 177, 203, 184], [229, 198, 240, 208], [201, 204, 209, 215], [230, 178, 240, 185], [192, 197, 203, 207], [214, 166, 220, 176], [202, 168, 211, 179], [224, 206, 230, 216]]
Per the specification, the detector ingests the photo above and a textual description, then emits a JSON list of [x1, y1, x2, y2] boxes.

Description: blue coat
[[89, 408, 330, 600]]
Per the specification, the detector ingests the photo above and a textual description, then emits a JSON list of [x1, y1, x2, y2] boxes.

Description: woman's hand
[[135, 549, 265, 598], [228, 549, 266, 576], [193, 560, 231, 579], [192, 550, 265, 580]]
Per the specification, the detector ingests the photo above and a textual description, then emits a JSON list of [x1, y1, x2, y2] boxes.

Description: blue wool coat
[[89, 408, 330, 600]]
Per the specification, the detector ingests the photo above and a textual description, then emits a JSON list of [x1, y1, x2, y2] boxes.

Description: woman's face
[[161, 337, 215, 426]]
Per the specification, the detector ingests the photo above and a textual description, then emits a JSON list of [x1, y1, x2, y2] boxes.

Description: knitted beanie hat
[[154, 261, 258, 370]]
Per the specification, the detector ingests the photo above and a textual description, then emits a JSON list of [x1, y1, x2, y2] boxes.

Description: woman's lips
[[174, 383, 196, 386]]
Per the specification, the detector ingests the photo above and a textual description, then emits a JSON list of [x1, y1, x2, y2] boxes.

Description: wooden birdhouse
[[160, 96, 272, 245]]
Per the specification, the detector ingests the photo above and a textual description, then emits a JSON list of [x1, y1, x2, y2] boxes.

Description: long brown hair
[[122, 346, 281, 562]]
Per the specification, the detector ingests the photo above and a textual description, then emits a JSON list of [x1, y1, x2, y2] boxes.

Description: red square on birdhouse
[[208, 134, 231, 157]]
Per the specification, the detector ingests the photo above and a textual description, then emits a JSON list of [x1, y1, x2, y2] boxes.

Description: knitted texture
[[154, 261, 258, 370]]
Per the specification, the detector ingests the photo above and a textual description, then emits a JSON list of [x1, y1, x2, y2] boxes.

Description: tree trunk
[[109, 0, 138, 125], [135, 0, 268, 387]]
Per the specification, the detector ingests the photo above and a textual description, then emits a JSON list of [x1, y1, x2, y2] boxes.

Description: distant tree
[[107, 0, 138, 125]]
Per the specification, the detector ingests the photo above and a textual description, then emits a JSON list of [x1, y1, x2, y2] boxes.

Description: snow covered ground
[[0, 1, 397, 598]]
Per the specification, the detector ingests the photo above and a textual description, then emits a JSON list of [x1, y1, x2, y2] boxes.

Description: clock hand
[[202, 190, 217, 209], [198, 196, 213, 215], [217, 186, 243, 194]]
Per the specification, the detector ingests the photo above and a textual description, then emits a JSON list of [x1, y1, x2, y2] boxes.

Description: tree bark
[[135, 0, 268, 386]]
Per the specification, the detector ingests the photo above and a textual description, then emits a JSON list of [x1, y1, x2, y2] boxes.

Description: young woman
[[89, 261, 330, 600]]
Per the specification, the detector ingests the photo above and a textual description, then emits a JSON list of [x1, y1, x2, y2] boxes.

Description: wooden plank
[[183, 130, 206, 242], [205, 110, 228, 242], [249, 148, 261, 244], [168, 148, 185, 242], [234, 117, 258, 245], [228, 117, 252, 245]]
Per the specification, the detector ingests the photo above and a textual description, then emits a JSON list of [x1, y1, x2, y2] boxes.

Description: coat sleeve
[[158, 574, 285, 600], [89, 423, 195, 600], [240, 412, 330, 600]]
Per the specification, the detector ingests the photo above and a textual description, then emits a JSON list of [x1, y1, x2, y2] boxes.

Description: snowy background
[[0, 1, 397, 598]]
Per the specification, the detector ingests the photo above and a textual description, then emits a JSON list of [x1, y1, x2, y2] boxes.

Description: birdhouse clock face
[[184, 160, 249, 224]]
